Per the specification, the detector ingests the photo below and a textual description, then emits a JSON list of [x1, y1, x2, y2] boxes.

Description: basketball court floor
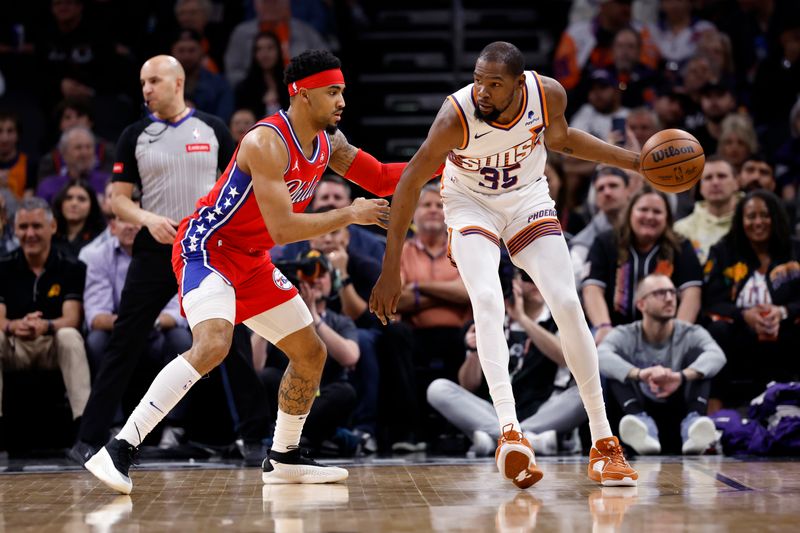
[[1, 454, 798, 532]]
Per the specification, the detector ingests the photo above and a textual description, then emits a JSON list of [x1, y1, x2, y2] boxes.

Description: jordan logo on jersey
[[448, 137, 535, 170]]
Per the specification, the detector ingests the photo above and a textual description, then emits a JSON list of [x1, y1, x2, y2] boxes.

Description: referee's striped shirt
[[111, 109, 235, 222]]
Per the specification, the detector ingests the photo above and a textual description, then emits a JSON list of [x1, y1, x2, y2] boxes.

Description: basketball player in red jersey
[[85, 50, 407, 494], [371, 42, 640, 489]]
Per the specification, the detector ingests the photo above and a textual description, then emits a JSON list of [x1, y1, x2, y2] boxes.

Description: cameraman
[[260, 250, 360, 455]]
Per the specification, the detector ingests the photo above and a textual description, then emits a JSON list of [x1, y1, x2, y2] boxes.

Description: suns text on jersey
[[447, 137, 536, 171]]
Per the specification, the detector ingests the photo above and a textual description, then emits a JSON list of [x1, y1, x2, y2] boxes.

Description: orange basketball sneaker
[[495, 425, 544, 489], [588, 436, 638, 486]]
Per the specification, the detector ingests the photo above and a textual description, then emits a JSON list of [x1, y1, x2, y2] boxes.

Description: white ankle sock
[[116, 356, 201, 447], [271, 409, 308, 453]]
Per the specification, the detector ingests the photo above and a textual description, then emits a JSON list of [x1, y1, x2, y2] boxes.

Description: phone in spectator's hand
[[611, 117, 627, 146]]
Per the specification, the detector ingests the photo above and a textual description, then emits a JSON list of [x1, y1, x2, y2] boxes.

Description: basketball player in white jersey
[[371, 42, 640, 489]]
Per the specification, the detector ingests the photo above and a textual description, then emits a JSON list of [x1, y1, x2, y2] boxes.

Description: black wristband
[[340, 277, 353, 288], [46, 320, 55, 335], [680, 370, 686, 387]]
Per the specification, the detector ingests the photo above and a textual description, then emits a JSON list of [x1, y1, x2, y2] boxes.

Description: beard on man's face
[[325, 124, 339, 135], [474, 106, 501, 123]]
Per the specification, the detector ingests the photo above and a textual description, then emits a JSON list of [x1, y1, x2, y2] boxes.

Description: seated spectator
[[570, 166, 632, 284], [679, 55, 714, 128], [649, 0, 714, 69], [688, 82, 737, 156], [229, 108, 256, 144], [717, 114, 758, 174], [0, 111, 35, 199], [427, 274, 586, 456], [52, 180, 106, 258], [626, 107, 660, 149], [696, 29, 735, 89], [570, 69, 630, 141], [171, 29, 233, 122], [554, 0, 658, 92], [606, 27, 659, 108], [224, 0, 328, 87], [38, 98, 116, 181], [235, 31, 289, 118], [79, 212, 191, 380], [174, 0, 227, 74], [36, 126, 110, 204], [775, 98, 800, 204], [703, 190, 800, 409], [653, 85, 688, 130], [0, 193, 18, 256], [674, 157, 741, 265], [599, 274, 725, 455], [0, 197, 89, 429], [259, 251, 359, 455], [582, 186, 703, 344]]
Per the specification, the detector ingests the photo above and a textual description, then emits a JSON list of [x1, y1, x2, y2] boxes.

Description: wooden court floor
[[1, 455, 799, 532]]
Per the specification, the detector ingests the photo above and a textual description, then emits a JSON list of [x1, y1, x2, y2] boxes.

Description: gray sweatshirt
[[598, 320, 726, 383]]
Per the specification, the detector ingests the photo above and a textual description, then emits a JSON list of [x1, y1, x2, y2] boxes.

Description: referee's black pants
[[78, 229, 270, 447]]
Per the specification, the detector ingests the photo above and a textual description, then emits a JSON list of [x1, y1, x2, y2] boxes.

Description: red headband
[[287, 69, 345, 96]]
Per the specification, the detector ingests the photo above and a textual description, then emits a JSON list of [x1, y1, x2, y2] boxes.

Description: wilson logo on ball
[[651, 145, 696, 163]]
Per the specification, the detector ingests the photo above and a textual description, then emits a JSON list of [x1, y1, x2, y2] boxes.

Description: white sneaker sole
[[262, 460, 349, 484], [602, 476, 638, 487], [84, 447, 133, 494], [682, 417, 717, 454], [496, 443, 535, 480], [619, 415, 661, 455]]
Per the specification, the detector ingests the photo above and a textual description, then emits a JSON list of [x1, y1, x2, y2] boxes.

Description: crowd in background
[[0, 0, 798, 459]]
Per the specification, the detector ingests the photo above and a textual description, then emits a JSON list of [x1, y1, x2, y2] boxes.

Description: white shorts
[[182, 272, 313, 344], [441, 174, 562, 256]]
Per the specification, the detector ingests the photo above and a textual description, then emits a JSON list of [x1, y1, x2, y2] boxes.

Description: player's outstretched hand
[[350, 197, 391, 229], [369, 271, 401, 325]]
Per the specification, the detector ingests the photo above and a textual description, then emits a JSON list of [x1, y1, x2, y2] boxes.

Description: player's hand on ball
[[350, 197, 390, 228], [369, 272, 401, 326]]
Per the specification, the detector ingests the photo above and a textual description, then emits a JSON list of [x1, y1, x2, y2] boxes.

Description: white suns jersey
[[444, 71, 549, 195]]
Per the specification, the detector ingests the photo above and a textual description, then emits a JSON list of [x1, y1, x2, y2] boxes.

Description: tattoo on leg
[[278, 363, 319, 415]]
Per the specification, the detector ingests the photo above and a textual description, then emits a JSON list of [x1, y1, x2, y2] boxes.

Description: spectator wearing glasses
[[599, 274, 726, 455]]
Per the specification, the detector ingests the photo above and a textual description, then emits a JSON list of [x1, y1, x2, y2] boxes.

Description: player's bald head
[[141, 55, 185, 81]]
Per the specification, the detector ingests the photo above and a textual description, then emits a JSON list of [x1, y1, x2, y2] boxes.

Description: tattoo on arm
[[328, 130, 359, 176], [277, 363, 320, 415]]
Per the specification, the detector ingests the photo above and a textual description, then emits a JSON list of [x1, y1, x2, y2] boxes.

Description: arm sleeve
[[597, 327, 637, 383], [682, 324, 727, 379], [343, 149, 406, 197], [111, 124, 142, 187]]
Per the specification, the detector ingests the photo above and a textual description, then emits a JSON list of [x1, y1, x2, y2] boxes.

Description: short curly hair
[[284, 50, 342, 86]]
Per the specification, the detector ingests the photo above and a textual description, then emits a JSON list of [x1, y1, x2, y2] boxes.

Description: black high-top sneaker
[[262, 447, 348, 484], [85, 438, 140, 494]]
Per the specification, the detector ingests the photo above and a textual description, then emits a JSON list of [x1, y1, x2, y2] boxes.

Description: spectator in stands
[[0, 112, 35, 200], [36, 127, 110, 204], [649, 0, 714, 69], [174, 0, 226, 74], [171, 29, 233, 122], [235, 32, 289, 118], [0, 197, 90, 429], [607, 27, 659, 108], [775, 98, 800, 203], [224, 0, 328, 87], [554, 0, 658, 92], [229, 108, 256, 143], [688, 82, 737, 155], [739, 155, 777, 195], [428, 273, 585, 457], [582, 186, 703, 344], [626, 107, 659, 151], [599, 274, 725, 455], [715, 0, 773, 89], [696, 29, 736, 88], [38, 98, 115, 180], [703, 190, 800, 409], [653, 85, 688, 130], [0, 194, 18, 257], [679, 55, 714, 129], [570, 69, 630, 141], [79, 211, 191, 379], [674, 157, 741, 265], [260, 250, 359, 455], [52, 180, 105, 258], [570, 166, 632, 285], [717, 114, 758, 173]]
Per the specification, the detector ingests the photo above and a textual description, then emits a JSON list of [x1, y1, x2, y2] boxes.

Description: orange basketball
[[640, 129, 705, 193]]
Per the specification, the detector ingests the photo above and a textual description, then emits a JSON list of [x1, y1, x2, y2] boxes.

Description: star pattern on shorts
[[205, 211, 217, 223], [195, 224, 206, 234], [228, 186, 239, 198], [188, 243, 198, 252], [224, 198, 232, 208], [189, 235, 199, 245]]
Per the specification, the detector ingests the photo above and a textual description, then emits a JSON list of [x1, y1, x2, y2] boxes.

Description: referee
[[69, 56, 268, 463]]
